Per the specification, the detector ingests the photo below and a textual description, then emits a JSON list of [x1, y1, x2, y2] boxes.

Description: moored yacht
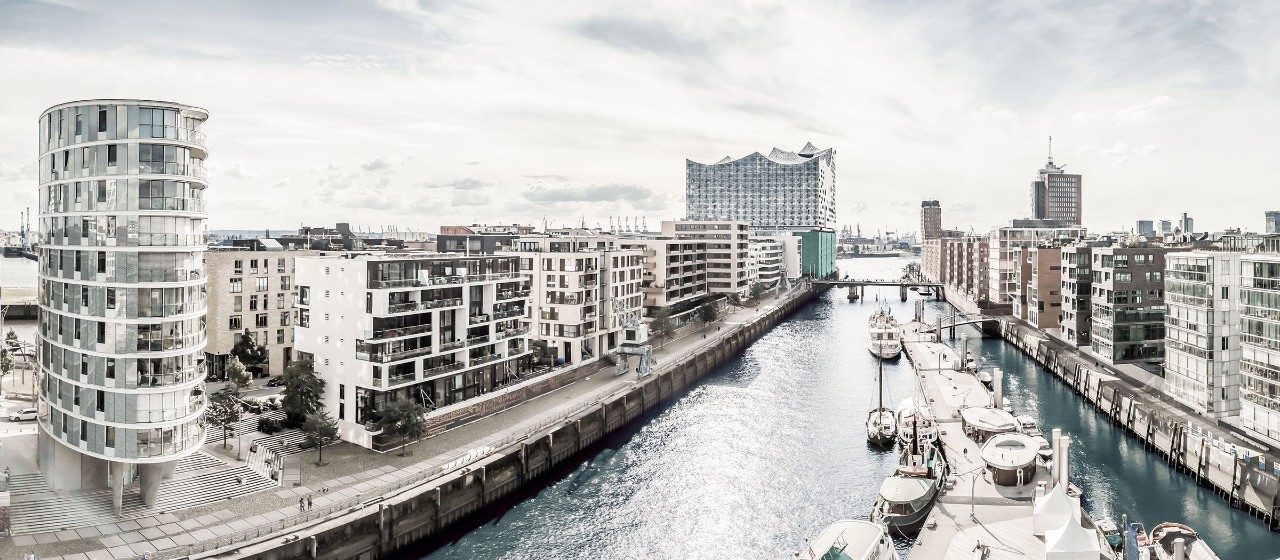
[[1139, 522, 1222, 560], [894, 398, 938, 448], [871, 434, 945, 535], [866, 358, 896, 447], [868, 308, 902, 359], [799, 519, 900, 560]]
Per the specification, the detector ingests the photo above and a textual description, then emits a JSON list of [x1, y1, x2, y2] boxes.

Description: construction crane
[[610, 295, 653, 378]]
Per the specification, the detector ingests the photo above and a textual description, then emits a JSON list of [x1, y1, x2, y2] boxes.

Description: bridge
[[812, 277, 944, 301]]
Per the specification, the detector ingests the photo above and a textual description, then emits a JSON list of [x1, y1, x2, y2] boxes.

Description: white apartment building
[[204, 242, 315, 378], [36, 99, 209, 505], [504, 232, 644, 367], [988, 220, 1086, 305], [620, 238, 708, 315], [1238, 255, 1280, 443], [749, 237, 781, 289], [664, 220, 751, 298], [294, 253, 532, 451], [1163, 252, 1241, 419]]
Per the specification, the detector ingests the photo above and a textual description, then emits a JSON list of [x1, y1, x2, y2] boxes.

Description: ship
[[871, 420, 946, 535], [798, 519, 899, 560], [894, 398, 937, 448], [866, 357, 896, 447], [1136, 522, 1222, 560], [868, 308, 902, 359]]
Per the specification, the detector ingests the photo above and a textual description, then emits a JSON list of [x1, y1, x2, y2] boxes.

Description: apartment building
[[294, 253, 532, 450], [438, 224, 535, 254], [1164, 252, 1241, 419], [663, 220, 750, 298], [988, 220, 1085, 305], [204, 240, 315, 379], [1015, 246, 1063, 330], [1060, 245, 1093, 346], [941, 236, 990, 304], [504, 233, 644, 367], [749, 237, 784, 289], [1089, 246, 1170, 365], [1237, 255, 1280, 443], [620, 238, 708, 315]]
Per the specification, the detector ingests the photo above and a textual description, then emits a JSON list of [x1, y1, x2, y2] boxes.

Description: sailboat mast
[[878, 357, 884, 414]]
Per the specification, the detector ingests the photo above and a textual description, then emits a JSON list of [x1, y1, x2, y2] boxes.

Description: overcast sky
[[1, 0, 1277, 235]]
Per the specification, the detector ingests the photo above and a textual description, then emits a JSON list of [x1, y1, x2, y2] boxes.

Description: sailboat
[[866, 357, 896, 447]]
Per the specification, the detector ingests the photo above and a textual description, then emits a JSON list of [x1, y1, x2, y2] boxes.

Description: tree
[[376, 398, 428, 456], [698, 301, 719, 331], [207, 390, 242, 449], [726, 294, 742, 309], [3, 328, 17, 350], [750, 282, 767, 302], [648, 308, 673, 349], [230, 329, 268, 375], [531, 339, 551, 367], [225, 355, 252, 391], [0, 348, 12, 400], [301, 410, 340, 465], [281, 359, 325, 427]]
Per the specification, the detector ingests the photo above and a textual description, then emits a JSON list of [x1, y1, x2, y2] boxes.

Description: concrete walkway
[[2, 286, 812, 560]]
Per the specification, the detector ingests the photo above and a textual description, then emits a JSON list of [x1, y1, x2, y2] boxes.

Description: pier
[[0, 287, 38, 320]]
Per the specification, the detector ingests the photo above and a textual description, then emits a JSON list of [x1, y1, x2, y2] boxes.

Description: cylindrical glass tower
[[36, 100, 209, 503]]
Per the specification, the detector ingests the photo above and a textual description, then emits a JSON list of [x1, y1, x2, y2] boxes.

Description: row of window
[[228, 276, 288, 293]]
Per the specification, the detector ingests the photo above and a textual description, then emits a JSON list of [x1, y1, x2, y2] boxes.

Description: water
[[0, 256, 37, 288], [419, 256, 1280, 559]]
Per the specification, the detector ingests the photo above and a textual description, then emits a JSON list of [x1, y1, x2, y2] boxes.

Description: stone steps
[[174, 451, 226, 475], [204, 410, 285, 445], [6, 473, 51, 496]]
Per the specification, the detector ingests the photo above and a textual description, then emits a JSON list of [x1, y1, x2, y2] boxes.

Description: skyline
[[2, 0, 1279, 234]]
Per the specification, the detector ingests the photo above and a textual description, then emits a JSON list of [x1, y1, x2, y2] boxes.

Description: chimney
[[1058, 435, 1072, 489], [1051, 428, 1063, 486]]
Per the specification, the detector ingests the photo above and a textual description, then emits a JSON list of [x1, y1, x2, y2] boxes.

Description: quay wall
[[210, 287, 818, 560], [995, 318, 1280, 530]]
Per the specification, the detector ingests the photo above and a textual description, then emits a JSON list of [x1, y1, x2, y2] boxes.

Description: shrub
[[257, 417, 281, 434]]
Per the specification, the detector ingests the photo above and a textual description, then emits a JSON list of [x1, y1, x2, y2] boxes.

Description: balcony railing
[[499, 326, 530, 339], [465, 272, 521, 282], [493, 308, 523, 320], [386, 297, 463, 314], [468, 354, 503, 367], [369, 323, 432, 340], [425, 362, 465, 376], [469, 314, 491, 325], [439, 340, 465, 351], [497, 289, 531, 301], [357, 345, 433, 363], [372, 276, 464, 289], [466, 334, 490, 346]]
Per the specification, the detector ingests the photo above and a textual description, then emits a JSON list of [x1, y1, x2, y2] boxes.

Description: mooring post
[[949, 307, 957, 340]]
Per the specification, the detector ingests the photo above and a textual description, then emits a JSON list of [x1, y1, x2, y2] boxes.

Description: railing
[[371, 277, 464, 289], [425, 362, 465, 376], [387, 298, 463, 314], [498, 289, 531, 301], [439, 340, 465, 352], [465, 272, 520, 282], [469, 314, 490, 325], [387, 373, 417, 387], [139, 161, 207, 181], [370, 324, 431, 340], [358, 346, 432, 364], [493, 308, 522, 320], [468, 354, 502, 367], [466, 335, 490, 346], [499, 326, 530, 339]]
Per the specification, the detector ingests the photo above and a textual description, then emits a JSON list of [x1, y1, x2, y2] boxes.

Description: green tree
[[0, 348, 12, 400], [698, 301, 719, 331], [530, 339, 550, 366], [726, 293, 742, 309], [376, 398, 428, 456], [3, 328, 17, 349], [648, 308, 673, 349], [207, 390, 242, 449], [281, 359, 325, 427], [225, 355, 252, 390], [750, 282, 767, 302], [230, 329, 268, 374], [301, 410, 340, 465]]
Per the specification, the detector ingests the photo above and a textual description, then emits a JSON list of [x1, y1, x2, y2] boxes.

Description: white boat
[[964, 351, 976, 371], [799, 519, 900, 560], [866, 358, 896, 447], [1138, 522, 1222, 560], [1014, 414, 1041, 437], [976, 370, 993, 388], [868, 308, 902, 359], [894, 398, 938, 448]]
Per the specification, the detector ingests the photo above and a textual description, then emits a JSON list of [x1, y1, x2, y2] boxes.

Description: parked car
[[266, 376, 285, 387], [206, 372, 222, 382], [9, 408, 37, 422]]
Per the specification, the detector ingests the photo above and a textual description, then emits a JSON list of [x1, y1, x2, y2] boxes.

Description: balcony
[[497, 289, 531, 301], [493, 308, 523, 320], [465, 272, 521, 283], [499, 326, 530, 339], [469, 314, 491, 325], [466, 334, 491, 346], [367, 323, 432, 340], [387, 297, 463, 314], [439, 340, 465, 351], [469, 354, 503, 367], [356, 345, 433, 364], [425, 362, 465, 377], [387, 372, 417, 387], [371, 276, 464, 289]]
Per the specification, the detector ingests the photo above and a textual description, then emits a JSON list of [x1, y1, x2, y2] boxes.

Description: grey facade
[[1089, 246, 1170, 365], [1060, 245, 1093, 346], [685, 143, 836, 231], [204, 243, 314, 379], [36, 100, 209, 507], [1030, 157, 1082, 226], [920, 200, 942, 240]]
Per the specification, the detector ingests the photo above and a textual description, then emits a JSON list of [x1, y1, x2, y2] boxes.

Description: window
[[277, 258, 286, 273], [229, 278, 243, 293], [97, 322, 105, 344], [299, 309, 310, 328], [96, 390, 105, 412], [250, 259, 259, 273], [106, 358, 115, 379], [276, 293, 284, 309], [106, 426, 115, 448], [280, 311, 290, 326], [229, 315, 242, 330], [256, 313, 268, 328], [234, 260, 243, 274], [298, 286, 310, 305], [233, 296, 242, 312], [257, 277, 268, 292], [277, 329, 285, 344], [98, 108, 108, 132], [81, 420, 87, 442], [249, 296, 258, 311], [1222, 287, 1229, 300], [75, 111, 83, 136], [81, 147, 89, 168], [98, 251, 106, 274], [280, 276, 291, 290], [107, 144, 117, 166]]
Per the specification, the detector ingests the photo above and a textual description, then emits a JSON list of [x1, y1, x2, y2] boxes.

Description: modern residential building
[[685, 143, 836, 231], [36, 100, 210, 508], [1088, 246, 1170, 365], [1030, 150, 1082, 225], [294, 252, 533, 450], [920, 201, 942, 241], [988, 220, 1086, 305], [1267, 212, 1280, 234], [620, 237, 709, 315], [792, 228, 838, 279], [1163, 252, 1241, 419], [1059, 245, 1094, 346], [1012, 246, 1063, 330], [663, 220, 750, 297], [1237, 255, 1280, 443], [504, 232, 644, 367], [437, 224, 536, 254], [749, 236, 785, 289], [1136, 220, 1156, 237], [204, 240, 316, 379], [272, 223, 406, 252]]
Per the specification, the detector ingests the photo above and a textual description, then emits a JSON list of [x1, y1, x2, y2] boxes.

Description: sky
[[1, 0, 1278, 236]]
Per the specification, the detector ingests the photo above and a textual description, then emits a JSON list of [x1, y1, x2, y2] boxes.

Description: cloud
[[303, 54, 417, 71], [272, 179, 290, 188], [221, 162, 258, 179], [1099, 142, 1163, 166], [575, 17, 710, 59], [1071, 111, 1098, 123], [1115, 96, 1174, 125], [523, 183, 654, 204], [419, 177, 490, 190], [361, 157, 394, 172], [0, 161, 34, 181], [452, 192, 492, 206]]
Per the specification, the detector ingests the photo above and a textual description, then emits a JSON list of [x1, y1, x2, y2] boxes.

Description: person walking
[[298, 497, 305, 513], [307, 495, 313, 511]]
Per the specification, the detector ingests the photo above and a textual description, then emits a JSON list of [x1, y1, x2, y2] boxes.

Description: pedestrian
[[299, 497, 305, 513], [307, 495, 313, 511]]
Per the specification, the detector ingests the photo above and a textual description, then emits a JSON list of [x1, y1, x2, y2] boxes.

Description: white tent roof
[[1045, 518, 1100, 559], [1033, 483, 1078, 536]]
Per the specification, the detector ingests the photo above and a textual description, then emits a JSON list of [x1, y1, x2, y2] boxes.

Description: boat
[[1097, 519, 1123, 551], [872, 427, 946, 536], [1014, 414, 1041, 437], [894, 399, 938, 448], [867, 307, 902, 359], [964, 351, 976, 371], [866, 358, 896, 447], [918, 288, 933, 297], [798, 519, 900, 560], [976, 370, 993, 389], [1138, 522, 1221, 560], [1130, 522, 1149, 548]]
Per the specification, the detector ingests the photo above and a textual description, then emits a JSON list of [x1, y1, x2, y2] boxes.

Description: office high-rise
[[1267, 211, 1280, 234], [685, 143, 836, 231], [36, 100, 209, 511], [920, 200, 942, 240], [1030, 140, 1082, 226]]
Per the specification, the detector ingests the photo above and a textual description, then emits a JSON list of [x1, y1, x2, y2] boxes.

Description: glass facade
[[685, 145, 836, 231], [37, 100, 209, 463], [1239, 256, 1280, 441], [1163, 253, 1240, 418]]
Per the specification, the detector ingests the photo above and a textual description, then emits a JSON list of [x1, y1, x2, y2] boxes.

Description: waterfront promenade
[[899, 321, 1114, 560], [1, 286, 810, 560]]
